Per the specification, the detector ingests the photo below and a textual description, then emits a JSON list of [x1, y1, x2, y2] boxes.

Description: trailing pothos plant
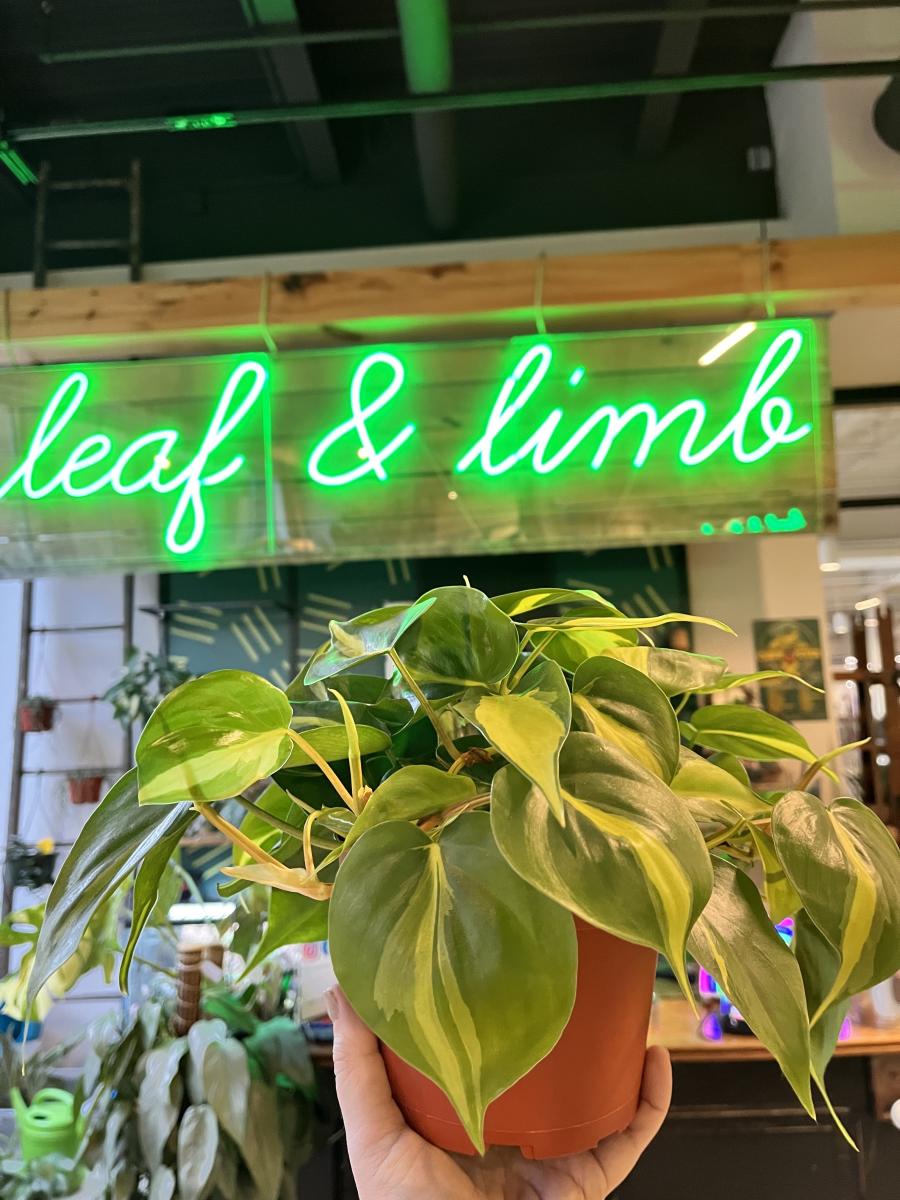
[[29, 585, 900, 1153]]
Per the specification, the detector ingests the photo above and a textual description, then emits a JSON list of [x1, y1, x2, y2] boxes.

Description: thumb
[[327, 986, 407, 1156]]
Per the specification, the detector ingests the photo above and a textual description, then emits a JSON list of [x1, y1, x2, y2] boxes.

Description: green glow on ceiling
[[699, 507, 808, 538], [0, 140, 37, 185], [167, 112, 237, 132]]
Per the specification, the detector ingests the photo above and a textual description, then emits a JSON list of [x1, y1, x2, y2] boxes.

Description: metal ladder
[[32, 159, 142, 287], [0, 576, 135, 971]]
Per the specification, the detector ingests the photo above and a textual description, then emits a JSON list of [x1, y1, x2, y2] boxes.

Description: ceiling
[[0, 0, 809, 275]]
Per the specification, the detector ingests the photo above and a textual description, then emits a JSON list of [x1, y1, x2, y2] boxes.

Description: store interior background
[[1, 1, 900, 1195]]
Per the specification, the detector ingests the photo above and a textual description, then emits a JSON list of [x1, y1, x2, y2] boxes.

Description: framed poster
[[753, 618, 828, 721]]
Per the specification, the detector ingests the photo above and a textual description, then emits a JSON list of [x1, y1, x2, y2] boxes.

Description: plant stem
[[389, 649, 458, 760], [233, 792, 312, 841], [508, 632, 555, 691], [286, 728, 355, 808]]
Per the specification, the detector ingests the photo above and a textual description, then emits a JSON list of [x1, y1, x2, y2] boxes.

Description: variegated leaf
[[572, 657, 680, 782], [688, 860, 814, 1116], [344, 765, 477, 849], [490, 587, 623, 618], [454, 659, 571, 823], [596, 645, 727, 696], [328, 813, 577, 1153], [395, 586, 520, 688], [772, 792, 900, 1021], [671, 748, 769, 832], [303, 597, 436, 685], [690, 703, 817, 765], [491, 733, 712, 1002]]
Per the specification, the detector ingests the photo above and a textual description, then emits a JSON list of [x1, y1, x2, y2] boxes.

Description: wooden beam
[[4, 231, 900, 364]]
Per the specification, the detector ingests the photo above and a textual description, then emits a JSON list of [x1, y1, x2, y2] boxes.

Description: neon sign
[[0, 320, 828, 576]]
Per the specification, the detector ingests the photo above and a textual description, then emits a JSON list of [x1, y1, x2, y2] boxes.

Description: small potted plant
[[29, 585, 900, 1158], [103, 648, 191, 730], [3, 840, 56, 891], [66, 771, 105, 806], [17, 698, 56, 733]]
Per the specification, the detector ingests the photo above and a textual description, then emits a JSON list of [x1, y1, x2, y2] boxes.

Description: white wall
[[0, 572, 159, 1051], [688, 534, 838, 783]]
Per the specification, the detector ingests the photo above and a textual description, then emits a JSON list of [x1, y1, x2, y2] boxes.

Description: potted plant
[[3, 840, 56, 891], [103, 649, 191, 731], [17, 698, 56, 734], [28, 585, 900, 1157], [74, 989, 320, 1200], [66, 771, 105, 807]]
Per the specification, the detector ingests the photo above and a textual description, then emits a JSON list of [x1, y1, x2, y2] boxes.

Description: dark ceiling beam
[[11, 58, 900, 141], [240, 0, 341, 184], [396, 0, 457, 232], [636, 0, 709, 156], [33, 4, 900, 63]]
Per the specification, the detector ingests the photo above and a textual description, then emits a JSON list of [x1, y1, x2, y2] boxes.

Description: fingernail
[[325, 986, 342, 1023]]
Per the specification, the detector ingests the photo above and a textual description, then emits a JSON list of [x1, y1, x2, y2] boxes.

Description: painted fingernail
[[325, 986, 341, 1023]]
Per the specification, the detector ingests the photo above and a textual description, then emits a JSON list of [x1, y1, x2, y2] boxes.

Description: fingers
[[627, 1044, 672, 1147], [327, 986, 407, 1158], [593, 1046, 672, 1194]]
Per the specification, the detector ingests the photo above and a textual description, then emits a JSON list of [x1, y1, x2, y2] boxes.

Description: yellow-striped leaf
[[455, 659, 571, 824], [329, 813, 577, 1153], [136, 671, 293, 805], [772, 792, 900, 1022], [573, 657, 680, 782], [491, 733, 712, 1002], [304, 597, 436, 685], [692, 669, 824, 695], [671, 748, 769, 831], [526, 611, 734, 636], [597, 646, 727, 696], [490, 587, 623, 618], [543, 628, 637, 674], [688, 860, 814, 1116], [344, 765, 477, 850], [690, 703, 817, 765]]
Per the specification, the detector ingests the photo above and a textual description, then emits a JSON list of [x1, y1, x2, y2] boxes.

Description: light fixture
[[447, 490, 458, 501], [844, 655, 858, 668], [855, 597, 881, 611], [819, 561, 841, 573], [698, 322, 757, 367]]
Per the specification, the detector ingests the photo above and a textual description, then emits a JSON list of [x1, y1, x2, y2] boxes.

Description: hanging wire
[[258, 272, 279, 355], [758, 218, 776, 319], [533, 252, 548, 336]]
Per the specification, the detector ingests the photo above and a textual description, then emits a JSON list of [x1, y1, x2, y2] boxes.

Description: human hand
[[327, 986, 672, 1200]]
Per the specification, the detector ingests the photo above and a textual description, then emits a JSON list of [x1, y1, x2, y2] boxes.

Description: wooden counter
[[649, 997, 900, 1063]]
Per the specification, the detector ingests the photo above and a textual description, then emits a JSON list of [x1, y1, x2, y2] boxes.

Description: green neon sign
[[0, 320, 828, 576]]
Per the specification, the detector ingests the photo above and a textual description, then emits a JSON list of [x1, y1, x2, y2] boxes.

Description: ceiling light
[[819, 561, 841, 572], [698, 322, 757, 367], [844, 656, 858, 668], [855, 597, 881, 611]]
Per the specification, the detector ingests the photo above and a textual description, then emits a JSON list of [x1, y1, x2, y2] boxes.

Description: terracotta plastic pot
[[381, 919, 658, 1160], [67, 775, 104, 805], [18, 701, 56, 733]]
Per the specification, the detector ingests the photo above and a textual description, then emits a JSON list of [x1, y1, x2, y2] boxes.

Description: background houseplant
[[28, 585, 900, 1155], [103, 649, 191, 731], [76, 988, 319, 1200]]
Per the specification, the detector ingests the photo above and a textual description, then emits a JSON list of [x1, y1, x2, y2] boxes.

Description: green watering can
[[10, 1087, 83, 1162]]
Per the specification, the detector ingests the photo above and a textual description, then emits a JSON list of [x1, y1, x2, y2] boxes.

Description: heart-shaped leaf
[[177, 1104, 219, 1200], [345, 764, 477, 850], [304, 597, 436, 685], [394, 586, 520, 688], [284, 719, 391, 767], [671, 748, 769, 829], [543, 628, 637, 673], [772, 792, 900, 1020], [692, 669, 824, 695], [687, 860, 814, 1116], [526, 611, 734, 636], [455, 659, 571, 823], [573, 656, 680, 782], [491, 733, 712, 1002], [136, 671, 293, 805], [490, 587, 623, 618], [288, 671, 392, 704], [690, 703, 817, 764], [598, 646, 727, 696], [29, 770, 191, 1011], [242, 887, 329, 975], [203, 1038, 250, 1148], [137, 1039, 186, 1169], [329, 812, 577, 1153]]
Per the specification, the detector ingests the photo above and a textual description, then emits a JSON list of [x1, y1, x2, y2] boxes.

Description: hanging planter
[[66, 773, 104, 806], [18, 698, 56, 733]]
